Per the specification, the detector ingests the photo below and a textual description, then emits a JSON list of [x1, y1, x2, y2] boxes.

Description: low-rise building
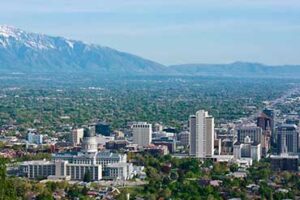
[[233, 136, 261, 161], [178, 131, 190, 147], [144, 145, 169, 156], [20, 128, 142, 181], [20, 160, 102, 181], [105, 140, 128, 150], [27, 130, 43, 144], [212, 155, 234, 163], [105, 162, 133, 180], [152, 137, 176, 153], [20, 160, 55, 179], [270, 153, 299, 172]]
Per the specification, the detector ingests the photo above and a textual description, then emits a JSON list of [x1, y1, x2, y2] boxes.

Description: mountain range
[[1, 25, 300, 78], [170, 62, 300, 78], [0, 25, 165, 75]]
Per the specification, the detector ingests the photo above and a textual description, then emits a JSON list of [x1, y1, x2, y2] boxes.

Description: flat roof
[[21, 160, 53, 165], [270, 154, 299, 159]]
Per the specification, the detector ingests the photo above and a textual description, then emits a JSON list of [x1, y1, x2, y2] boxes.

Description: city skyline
[[1, 1, 300, 199]]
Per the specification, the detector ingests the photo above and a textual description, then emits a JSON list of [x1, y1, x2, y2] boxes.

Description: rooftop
[[20, 160, 53, 165], [107, 162, 131, 168], [270, 154, 299, 159]]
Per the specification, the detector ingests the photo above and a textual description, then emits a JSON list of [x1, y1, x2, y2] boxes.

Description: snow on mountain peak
[[66, 40, 74, 49], [0, 25, 58, 50], [0, 25, 23, 38], [0, 25, 82, 51]]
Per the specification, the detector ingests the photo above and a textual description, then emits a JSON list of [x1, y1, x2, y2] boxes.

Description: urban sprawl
[[1, 96, 300, 199]]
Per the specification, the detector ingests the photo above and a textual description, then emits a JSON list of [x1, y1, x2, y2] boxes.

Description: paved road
[[239, 86, 300, 125]]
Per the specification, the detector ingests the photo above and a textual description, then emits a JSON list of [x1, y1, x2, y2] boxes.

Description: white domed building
[[82, 136, 98, 153], [20, 127, 135, 181]]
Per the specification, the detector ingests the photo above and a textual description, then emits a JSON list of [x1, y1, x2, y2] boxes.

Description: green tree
[[159, 188, 172, 199], [0, 158, 6, 200], [0, 157, 17, 200], [68, 185, 81, 198], [162, 176, 171, 185], [46, 182, 58, 192], [83, 169, 92, 182], [82, 186, 89, 195], [36, 191, 54, 200], [146, 166, 161, 181], [230, 163, 239, 172]]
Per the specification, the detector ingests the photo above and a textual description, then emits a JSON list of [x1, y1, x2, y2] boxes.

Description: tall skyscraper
[[257, 108, 275, 155], [258, 108, 275, 139], [277, 124, 298, 155], [189, 110, 214, 158], [132, 122, 152, 146], [189, 115, 196, 156]]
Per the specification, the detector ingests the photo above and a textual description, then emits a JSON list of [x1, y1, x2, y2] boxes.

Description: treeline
[[118, 153, 298, 200], [0, 76, 290, 135]]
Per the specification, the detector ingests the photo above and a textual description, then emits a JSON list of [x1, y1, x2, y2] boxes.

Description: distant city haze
[[0, 0, 299, 65]]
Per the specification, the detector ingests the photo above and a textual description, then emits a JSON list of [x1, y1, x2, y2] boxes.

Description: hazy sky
[[0, 0, 299, 65]]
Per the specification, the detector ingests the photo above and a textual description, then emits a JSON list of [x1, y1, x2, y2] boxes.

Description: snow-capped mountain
[[0, 25, 166, 74], [2, 25, 300, 78], [0, 25, 61, 49]]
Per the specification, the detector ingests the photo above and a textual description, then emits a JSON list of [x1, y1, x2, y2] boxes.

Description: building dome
[[82, 136, 98, 153]]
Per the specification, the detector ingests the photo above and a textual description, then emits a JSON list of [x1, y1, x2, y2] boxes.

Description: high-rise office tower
[[132, 122, 152, 146], [189, 110, 214, 158], [258, 108, 275, 139], [257, 108, 275, 155], [189, 115, 196, 156], [277, 124, 298, 155]]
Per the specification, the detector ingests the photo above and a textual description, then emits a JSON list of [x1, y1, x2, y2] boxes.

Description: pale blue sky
[[0, 0, 299, 65]]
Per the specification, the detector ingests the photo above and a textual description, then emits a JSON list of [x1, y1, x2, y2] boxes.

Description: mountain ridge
[[169, 62, 300, 78], [0, 25, 167, 75], [1, 25, 300, 78]]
